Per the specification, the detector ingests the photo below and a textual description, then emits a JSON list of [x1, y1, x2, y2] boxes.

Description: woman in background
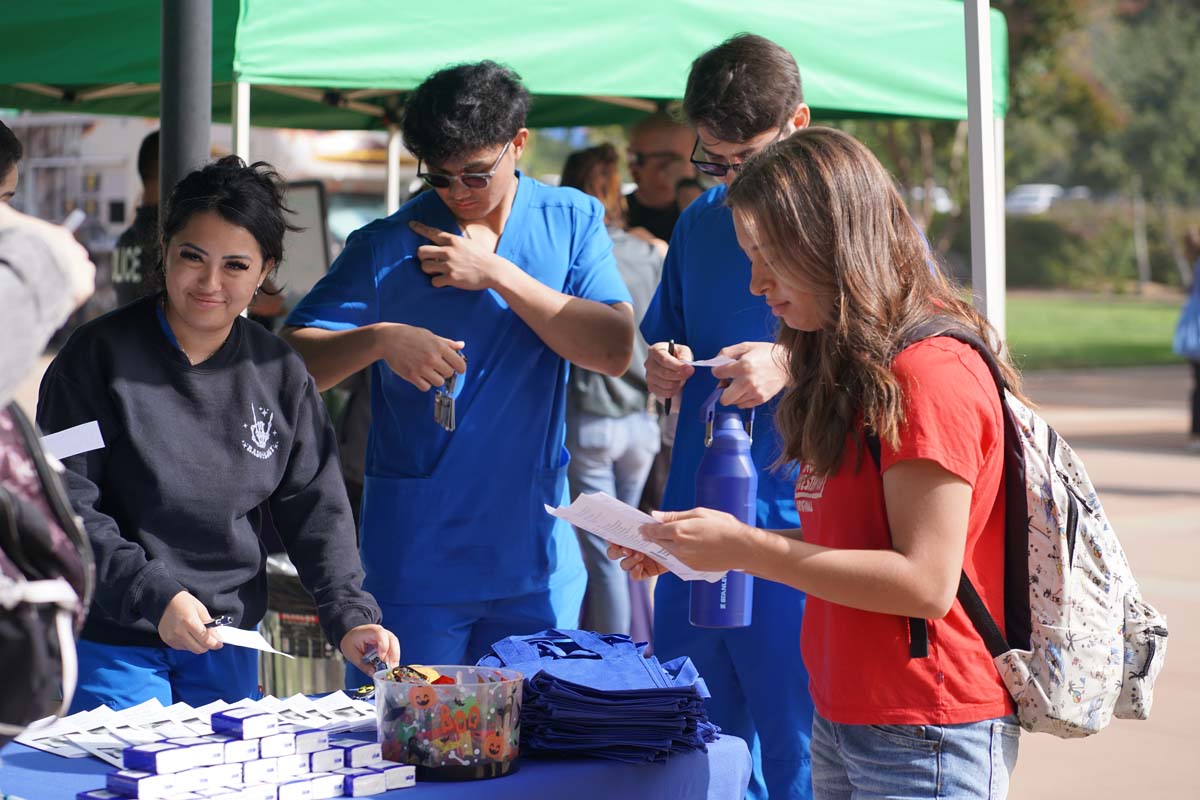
[[560, 144, 663, 636]]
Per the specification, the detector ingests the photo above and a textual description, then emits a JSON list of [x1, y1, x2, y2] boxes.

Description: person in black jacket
[[37, 157, 398, 711]]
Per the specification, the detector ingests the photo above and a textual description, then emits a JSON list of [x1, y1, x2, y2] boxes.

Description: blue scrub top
[[286, 172, 632, 604], [641, 185, 800, 529]]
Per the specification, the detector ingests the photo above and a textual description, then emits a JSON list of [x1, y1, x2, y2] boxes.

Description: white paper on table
[[214, 626, 295, 659], [312, 692, 376, 733], [685, 355, 736, 368], [40, 420, 104, 460], [545, 492, 726, 583]]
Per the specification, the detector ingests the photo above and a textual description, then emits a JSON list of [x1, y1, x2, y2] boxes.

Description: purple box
[[210, 708, 279, 740], [257, 732, 296, 758], [335, 768, 385, 797], [163, 737, 225, 768], [106, 769, 178, 800], [203, 733, 259, 763], [306, 773, 344, 800], [275, 778, 312, 800], [307, 749, 344, 774], [122, 742, 192, 774], [327, 740, 381, 768], [292, 729, 328, 755], [372, 762, 416, 790]]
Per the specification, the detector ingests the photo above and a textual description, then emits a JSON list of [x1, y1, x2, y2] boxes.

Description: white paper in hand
[[685, 355, 736, 368], [545, 493, 725, 583], [214, 626, 295, 659]]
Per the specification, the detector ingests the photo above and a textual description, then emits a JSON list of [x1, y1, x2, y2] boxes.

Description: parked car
[[1005, 183, 1063, 216]]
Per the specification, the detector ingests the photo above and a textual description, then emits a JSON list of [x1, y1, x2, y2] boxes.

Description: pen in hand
[[204, 614, 233, 629], [665, 340, 676, 416]]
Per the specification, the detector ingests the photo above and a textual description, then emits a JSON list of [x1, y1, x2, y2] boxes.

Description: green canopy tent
[[0, 0, 1009, 328], [0, 1, 1007, 126]]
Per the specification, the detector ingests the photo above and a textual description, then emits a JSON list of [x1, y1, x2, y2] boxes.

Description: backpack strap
[[866, 319, 1031, 658]]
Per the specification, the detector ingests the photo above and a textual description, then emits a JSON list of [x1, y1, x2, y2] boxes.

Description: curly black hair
[[160, 155, 299, 281], [401, 60, 530, 166]]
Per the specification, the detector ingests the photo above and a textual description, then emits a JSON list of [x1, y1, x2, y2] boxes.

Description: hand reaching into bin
[[341, 624, 401, 677]]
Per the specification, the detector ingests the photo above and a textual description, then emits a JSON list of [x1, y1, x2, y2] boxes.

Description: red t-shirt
[[796, 337, 1014, 725]]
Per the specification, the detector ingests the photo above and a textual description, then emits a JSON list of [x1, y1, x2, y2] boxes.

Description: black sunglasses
[[417, 141, 511, 190], [689, 132, 785, 178]]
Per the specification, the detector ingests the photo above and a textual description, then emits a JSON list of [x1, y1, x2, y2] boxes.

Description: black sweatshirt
[[36, 295, 381, 649]]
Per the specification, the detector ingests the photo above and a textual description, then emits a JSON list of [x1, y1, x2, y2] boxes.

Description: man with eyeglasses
[[625, 111, 697, 242], [634, 34, 815, 800], [282, 60, 634, 679]]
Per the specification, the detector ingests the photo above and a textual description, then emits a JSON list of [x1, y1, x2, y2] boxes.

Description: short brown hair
[[683, 34, 803, 143]]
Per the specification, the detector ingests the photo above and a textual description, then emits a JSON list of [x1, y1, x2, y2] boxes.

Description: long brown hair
[[726, 127, 1021, 475], [560, 143, 625, 226]]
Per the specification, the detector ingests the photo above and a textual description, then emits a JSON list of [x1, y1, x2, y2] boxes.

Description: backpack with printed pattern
[[876, 321, 1169, 738]]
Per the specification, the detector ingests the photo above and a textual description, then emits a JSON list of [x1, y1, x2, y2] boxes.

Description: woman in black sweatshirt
[[37, 157, 399, 711]]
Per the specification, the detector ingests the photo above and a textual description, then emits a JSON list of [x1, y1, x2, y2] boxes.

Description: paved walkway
[[1009, 365, 1197, 799], [10, 361, 1198, 797]]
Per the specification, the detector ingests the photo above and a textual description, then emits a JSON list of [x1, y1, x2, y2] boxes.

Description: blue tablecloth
[[0, 734, 751, 800]]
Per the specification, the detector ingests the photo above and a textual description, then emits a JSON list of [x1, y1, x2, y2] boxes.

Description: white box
[[291, 730, 328, 756], [205, 763, 245, 788], [373, 763, 416, 790], [334, 768, 386, 797], [123, 742, 193, 774], [258, 732, 296, 759], [307, 749, 344, 774], [306, 773, 345, 800], [328, 741, 381, 768], [106, 770, 178, 800], [275, 754, 310, 781], [241, 758, 279, 785], [160, 794, 204, 800], [211, 709, 279, 740], [204, 733, 260, 763], [164, 738, 226, 768], [275, 778, 312, 800], [237, 785, 277, 800]]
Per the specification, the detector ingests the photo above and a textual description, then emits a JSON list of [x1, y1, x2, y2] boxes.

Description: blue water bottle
[[689, 385, 756, 628]]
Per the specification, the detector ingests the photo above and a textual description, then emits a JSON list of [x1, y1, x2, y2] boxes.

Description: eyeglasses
[[417, 141, 511, 190], [627, 150, 684, 168], [689, 131, 785, 178]]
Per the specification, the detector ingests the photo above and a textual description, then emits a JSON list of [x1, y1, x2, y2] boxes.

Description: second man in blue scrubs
[[283, 61, 634, 683]]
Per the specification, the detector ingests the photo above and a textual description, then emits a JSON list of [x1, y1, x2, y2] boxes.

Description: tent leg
[[964, 0, 1004, 340], [386, 123, 401, 215], [160, 0, 212, 202], [232, 81, 251, 161]]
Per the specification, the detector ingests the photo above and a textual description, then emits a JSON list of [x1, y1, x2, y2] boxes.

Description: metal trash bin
[[260, 555, 345, 696]]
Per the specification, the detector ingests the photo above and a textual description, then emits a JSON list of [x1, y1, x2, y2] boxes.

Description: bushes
[[934, 201, 1190, 289]]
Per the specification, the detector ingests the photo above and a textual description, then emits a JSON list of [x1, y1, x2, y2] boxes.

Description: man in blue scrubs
[[282, 61, 634, 682], [640, 35, 814, 800]]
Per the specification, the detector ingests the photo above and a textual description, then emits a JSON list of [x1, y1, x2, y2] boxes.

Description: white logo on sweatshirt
[[241, 402, 279, 459]]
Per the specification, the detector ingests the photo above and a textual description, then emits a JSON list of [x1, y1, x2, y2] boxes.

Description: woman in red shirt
[[612, 127, 1023, 799]]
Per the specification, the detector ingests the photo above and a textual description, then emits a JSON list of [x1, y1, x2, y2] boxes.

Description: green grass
[[1005, 293, 1184, 371]]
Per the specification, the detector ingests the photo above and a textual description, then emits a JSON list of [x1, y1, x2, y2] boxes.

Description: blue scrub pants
[[344, 572, 586, 689], [655, 573, 814, 800], [70, 638, 260, 713]]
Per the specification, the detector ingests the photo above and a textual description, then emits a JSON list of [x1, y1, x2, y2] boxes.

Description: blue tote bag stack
[[477, 629, 719, 764]]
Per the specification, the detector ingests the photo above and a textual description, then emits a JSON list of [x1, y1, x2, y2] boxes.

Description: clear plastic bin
[[375, 665, 523, 781]]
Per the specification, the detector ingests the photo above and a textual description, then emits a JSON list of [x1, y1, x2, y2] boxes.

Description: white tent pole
[[993, 116, 1006, 306], [964, 1, 1004, 340], [232, 80, 251, 161], [386, 123, 402, 215]]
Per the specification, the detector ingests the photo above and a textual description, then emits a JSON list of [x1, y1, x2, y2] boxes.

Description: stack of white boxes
[[74, 707, 416, 799]]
